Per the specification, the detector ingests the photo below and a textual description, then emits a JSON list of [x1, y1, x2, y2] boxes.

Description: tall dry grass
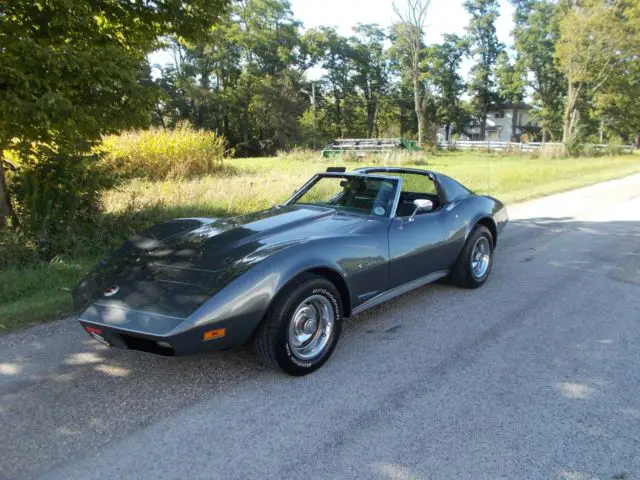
[[101, 124, 230, 180]]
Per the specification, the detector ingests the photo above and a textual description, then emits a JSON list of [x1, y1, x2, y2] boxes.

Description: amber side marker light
[[203, 328, 226, 341]]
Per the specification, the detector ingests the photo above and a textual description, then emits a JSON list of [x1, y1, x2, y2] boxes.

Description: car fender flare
[[466, 215, 498, 247]]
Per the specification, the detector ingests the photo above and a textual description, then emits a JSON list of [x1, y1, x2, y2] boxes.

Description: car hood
[[73, 206, 366, 319]]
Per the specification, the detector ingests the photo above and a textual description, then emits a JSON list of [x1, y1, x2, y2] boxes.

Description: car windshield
[[292, 175, 398, 217]]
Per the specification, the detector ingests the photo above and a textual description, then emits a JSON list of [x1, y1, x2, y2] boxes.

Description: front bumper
[[79, 318, 241, 357]]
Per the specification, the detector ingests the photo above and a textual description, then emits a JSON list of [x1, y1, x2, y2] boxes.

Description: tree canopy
[[0, 0, 229, 227]]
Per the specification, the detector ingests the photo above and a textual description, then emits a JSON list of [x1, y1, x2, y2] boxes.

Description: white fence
[[437, 140, 636, 153]]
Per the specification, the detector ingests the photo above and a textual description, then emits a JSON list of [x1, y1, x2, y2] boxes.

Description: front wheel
[[450, 225, 494, 289], [253, 275, 343, 376]]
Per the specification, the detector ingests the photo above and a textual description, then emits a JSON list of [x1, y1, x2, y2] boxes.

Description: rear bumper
[[78, 318, 244, 356]]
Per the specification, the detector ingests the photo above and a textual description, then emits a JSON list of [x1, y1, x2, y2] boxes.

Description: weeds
[[101, 124, 230, 181]]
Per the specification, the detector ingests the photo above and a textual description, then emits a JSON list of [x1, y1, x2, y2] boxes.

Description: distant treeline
[[150, 0, 640, 155]]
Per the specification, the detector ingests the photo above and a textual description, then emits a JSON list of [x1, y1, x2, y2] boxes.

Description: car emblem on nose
[[104, 286, 120, 297]]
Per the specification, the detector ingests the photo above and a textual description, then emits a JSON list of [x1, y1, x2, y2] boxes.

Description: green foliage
[[390, 0, 431, 145], [0, 0, 229, 229], [421, 34, 470, 139], [0, 259, 95, 332], [9, 147, 111, 261], [154, 0, 306, 153], [464, 0, 504, 139], [101, 125, 229, 181], [556, 0, 640, 147], [510, 0, 565, 141], [351, 24, 392, 138], [0, 0, 229, 151]]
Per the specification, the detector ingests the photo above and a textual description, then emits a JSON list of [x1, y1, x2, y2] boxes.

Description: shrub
[[101, 124, 229, 181], [564, 130, 586, 157], [9, 145, 112, 261], [605, 136, 626, 155], [0, 229, 39, 268]]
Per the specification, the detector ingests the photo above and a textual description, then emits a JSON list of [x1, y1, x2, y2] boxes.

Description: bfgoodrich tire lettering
[[253, 275, 343, 376]]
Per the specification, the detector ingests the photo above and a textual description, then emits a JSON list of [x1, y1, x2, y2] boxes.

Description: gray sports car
[[73, 167, 507, 375]]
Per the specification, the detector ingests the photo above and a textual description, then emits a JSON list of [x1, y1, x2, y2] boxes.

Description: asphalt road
[[2, 174, 640, 480]]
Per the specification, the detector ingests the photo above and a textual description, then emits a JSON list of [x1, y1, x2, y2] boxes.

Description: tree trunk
[[413, 74, 423, 146], [366, 99, 375, 138], [511, 106, 519, 142], [0, 154, 16, 229], [563, 82, 580, 144], [479, 108, 487, 141], [242, 96, 250, 156], [335, 96, 344, 138], [373, 102, 380, 138]]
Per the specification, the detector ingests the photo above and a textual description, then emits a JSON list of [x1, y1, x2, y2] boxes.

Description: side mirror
[[409, 199, 434, 222]]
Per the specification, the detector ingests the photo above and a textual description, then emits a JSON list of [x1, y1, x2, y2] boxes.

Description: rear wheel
[[450, 225, 494, 289], [253, 275, 343, 376]]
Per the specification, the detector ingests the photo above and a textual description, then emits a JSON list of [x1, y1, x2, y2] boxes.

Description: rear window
[[440, 175, 472, 201], [393, 173, 439, 195]]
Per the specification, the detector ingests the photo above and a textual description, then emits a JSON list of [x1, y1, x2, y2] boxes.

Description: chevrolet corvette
[[73, 167, 508, 375]]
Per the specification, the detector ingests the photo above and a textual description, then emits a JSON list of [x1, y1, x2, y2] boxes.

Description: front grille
[[119, 334, 175, 356]]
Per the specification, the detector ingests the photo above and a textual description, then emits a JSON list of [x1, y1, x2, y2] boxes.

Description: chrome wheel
[[288, 295, 335, 361], [471, 236, 491, 279]]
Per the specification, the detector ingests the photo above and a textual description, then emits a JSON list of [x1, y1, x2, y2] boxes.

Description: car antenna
[[488, 153, 491, 196]]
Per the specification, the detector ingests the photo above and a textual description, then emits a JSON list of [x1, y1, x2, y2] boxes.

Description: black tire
[[450, 225, 494, 289], [253, 274, 343, 376]]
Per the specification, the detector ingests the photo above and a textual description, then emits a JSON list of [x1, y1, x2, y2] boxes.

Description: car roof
[[316, 171, 403, 181], [352, 166, 438, 180]]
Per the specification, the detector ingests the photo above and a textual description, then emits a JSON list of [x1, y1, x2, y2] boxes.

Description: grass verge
[[2, 150, 640, 334]]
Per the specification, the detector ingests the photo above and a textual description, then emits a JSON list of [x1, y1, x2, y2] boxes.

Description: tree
[[0, 0, 229, 228], [351, 24, 390, 137], [153, 0, 307, 154], [421, 34, 470, 140], [593, 55, 640, 145], [510, 0, 565, 141], [556, 0, 639, 147], [251, 72, 308, 153], [392, 0, 432, 146], [593, 0, 640, 145], [464, 0, 504, 140], [496, 51, 527, 141], [305, 27, 355, 138]]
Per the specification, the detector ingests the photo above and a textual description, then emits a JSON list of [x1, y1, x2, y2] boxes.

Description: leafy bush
[[605, 136, 626, 155], [0, 229, 39, 268], [9, 146, 112, 262], [101, 125, 230, 180], [564, 130, 586, 157]]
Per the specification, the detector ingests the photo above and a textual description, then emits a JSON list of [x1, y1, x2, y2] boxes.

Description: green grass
[[2, 149, 640, 334], [0, 259, 95, 332]]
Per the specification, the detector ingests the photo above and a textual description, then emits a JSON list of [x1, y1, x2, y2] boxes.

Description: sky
[[289, 0, 515, 46], [291, 0, 515, 80]]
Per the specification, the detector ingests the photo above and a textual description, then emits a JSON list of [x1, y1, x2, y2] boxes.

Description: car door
[[387, 176, 466, 289], [388, 210, 453, 288]]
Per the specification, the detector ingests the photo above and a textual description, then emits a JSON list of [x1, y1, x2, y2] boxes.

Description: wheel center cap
[[303, 318, 317, 335]]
